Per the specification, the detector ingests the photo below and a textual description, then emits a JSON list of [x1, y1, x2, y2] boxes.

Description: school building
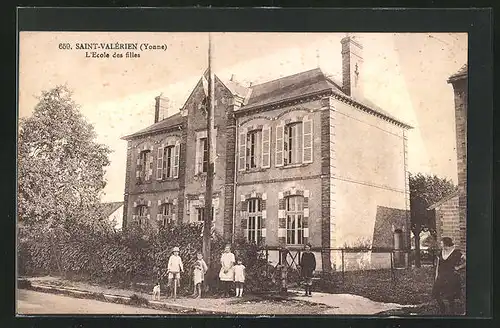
[[121, 36, 412, 271]]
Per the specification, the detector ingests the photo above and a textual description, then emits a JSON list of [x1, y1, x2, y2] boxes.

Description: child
[[192, 252, 208, 298], [233, 259, 246, 297], [167, 246, 184, 299], [152, 281, 161, 300]]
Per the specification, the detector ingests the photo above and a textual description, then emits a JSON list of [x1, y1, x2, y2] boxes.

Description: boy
[[167, 246, 184, 299]]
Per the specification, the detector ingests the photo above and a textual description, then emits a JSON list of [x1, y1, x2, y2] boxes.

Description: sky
[[18, 32, 467, 202]]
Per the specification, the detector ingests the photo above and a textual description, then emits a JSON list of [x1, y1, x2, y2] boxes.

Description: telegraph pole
[[202, 33, 214, 266]]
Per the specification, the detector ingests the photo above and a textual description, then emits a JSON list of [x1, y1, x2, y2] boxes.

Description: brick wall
[[122, 141, 133, 229], [434, 194, 460, 245], [450, 77, 467, 252], [320, 97, 335, 271], [223, 109, 237, 241]]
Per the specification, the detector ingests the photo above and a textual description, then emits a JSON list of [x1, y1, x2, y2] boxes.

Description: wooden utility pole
[[202, 33, 215, 266]]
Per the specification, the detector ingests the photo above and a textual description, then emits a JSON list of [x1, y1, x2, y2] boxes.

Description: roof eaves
[[121, 121, 184, 141], [427, 190, 459, 210]]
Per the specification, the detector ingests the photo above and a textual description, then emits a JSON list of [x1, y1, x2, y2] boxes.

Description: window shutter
[[303, 117, 313, 163], [261, 126, 271, 168], [195, 138, 201, 174], [242, 212, 248, 241], [238, 129, 247, 171], [156, 146, 164, 180], [275, 124, 284, 167], [173, 141, 180, 178], [148, 154, 154, 180], [296, 123, 303, 164]]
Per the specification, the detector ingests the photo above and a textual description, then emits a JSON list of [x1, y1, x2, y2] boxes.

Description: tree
[[409, 172, 457, 267], [18, 85, 112, 233]]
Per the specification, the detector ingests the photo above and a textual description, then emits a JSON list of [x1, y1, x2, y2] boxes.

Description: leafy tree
[[18, 85, 112, 234], [409, 173, 457, 267]]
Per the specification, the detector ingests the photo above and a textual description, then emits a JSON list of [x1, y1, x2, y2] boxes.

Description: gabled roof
[[448, 64, 467, 82], [122, 112, 184, 140], [100, 201, 123, 217], [427, 190, 459, 210]]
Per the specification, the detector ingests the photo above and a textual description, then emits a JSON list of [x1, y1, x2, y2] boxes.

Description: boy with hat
[[167, 246, 184, 299]]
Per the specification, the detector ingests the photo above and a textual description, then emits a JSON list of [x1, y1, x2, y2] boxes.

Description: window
[[247, 198, 262, 243], [201, 138, 209, 173], [136, 205, 149, 228], [284, 123, 302, 165], [286, 196, 304, 245], [246, 130, 261, 169], [137, 150, 153, 182], [239, 126, 270, 171], [197, 207, 214, 222], [157, 142, 180, 180], [275, 117, 313, 167], [158, 203, 174, 227]]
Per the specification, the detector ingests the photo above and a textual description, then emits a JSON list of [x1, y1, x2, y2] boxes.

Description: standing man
[[300, 243, 316, 297]]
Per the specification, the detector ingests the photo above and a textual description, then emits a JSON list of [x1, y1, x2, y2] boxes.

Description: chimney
[[154, 94, 170, 123], [341, 35, 363, 98], [154, 96, 161, 123]]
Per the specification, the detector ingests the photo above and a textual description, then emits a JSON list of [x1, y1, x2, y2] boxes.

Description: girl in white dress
[[233, 259, 246, 297], [219, 244, 235, 297], [192, 252, 208, 298]]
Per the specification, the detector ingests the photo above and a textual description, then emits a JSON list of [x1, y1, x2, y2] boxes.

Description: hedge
[[18, 222, 276, 294]]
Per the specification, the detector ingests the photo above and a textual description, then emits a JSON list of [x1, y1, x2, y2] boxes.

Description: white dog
[[152, 283, 161, 300]]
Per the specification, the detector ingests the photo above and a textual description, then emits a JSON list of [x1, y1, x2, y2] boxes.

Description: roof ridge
[[249, 67, 322, 89]]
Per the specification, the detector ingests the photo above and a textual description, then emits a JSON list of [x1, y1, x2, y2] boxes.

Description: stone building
[[430, 64, 467, 252], [121, 36, 412, 271]]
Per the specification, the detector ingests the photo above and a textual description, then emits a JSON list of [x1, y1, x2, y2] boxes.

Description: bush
[[18, 223, 278, 296]]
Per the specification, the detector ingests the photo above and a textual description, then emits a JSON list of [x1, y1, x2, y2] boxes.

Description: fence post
[[341, 249, 345, 284]]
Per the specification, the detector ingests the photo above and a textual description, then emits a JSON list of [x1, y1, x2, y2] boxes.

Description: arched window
[[286, 196, 304, 245], [247, 198, 262, 243]]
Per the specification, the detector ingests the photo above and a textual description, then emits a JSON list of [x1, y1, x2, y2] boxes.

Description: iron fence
[[256, 246, 438, 289]]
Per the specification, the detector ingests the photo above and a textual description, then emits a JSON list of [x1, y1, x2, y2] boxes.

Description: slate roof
[[243, 68, 344, 109], [427, 190, 459, 210], [241, 68, 411, 128], [123, 67, 411, 140], [122, 112, 184, 140], [100, 201, 123, 217]]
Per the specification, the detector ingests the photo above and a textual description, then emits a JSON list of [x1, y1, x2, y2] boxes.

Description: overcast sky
[[19, 32, 467, 202]]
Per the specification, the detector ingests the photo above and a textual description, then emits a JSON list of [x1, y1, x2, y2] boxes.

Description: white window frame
[[284, 122, 303, 166], [285, 196, 304, 245], [159, 203, 174, 227], [136, 205, 149, 228], [247, 198, 262, 243], [138, 149, 153, 182]]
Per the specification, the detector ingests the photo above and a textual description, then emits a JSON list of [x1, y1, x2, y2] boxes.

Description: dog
[[152, 283, 161, 300]]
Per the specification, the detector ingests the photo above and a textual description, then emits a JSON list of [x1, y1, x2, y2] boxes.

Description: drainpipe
[[231, 115, 239, 244]]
